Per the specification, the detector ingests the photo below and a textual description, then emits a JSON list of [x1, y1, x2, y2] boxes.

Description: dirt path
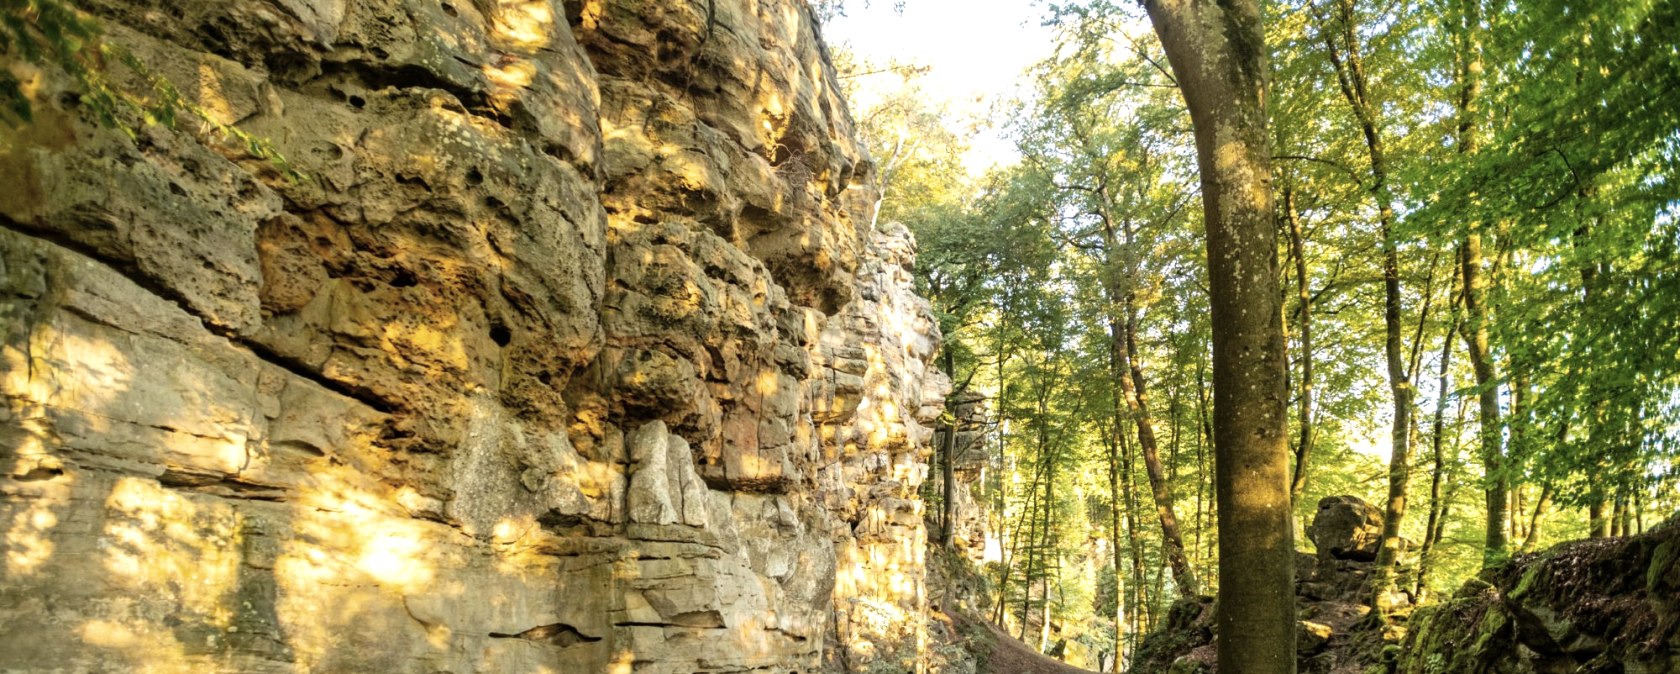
[[950, 613, 1099, 674]]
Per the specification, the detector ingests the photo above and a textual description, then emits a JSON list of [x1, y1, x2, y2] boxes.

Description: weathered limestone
[[0, 1, 944, 672]]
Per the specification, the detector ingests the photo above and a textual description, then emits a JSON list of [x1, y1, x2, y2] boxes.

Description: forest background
[[819, 0, 1680, 667]]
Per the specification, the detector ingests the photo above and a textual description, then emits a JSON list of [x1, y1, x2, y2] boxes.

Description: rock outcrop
[[1396, 516, 1680, 674], [0, 1, 946, 672], [1130, 495, 1408, 674]]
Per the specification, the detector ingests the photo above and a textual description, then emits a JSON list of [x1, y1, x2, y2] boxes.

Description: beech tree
[[1140, 0, 1298, 672]]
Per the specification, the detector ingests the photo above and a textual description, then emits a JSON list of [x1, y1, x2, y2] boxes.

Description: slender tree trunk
[[1143, 0, 1295, 670], [1098, 199, 1200, 598], [1121, 428, 1146, 657], [1106, 327, 1131, 669], [1284, 187, 1316, 507], [1003, 395, 1048, 633], [1521, 484, 1553, 553], [1196, 360, 1215, 579], [1636, 491, 1645, 534], [1418, 278, 1459, 601], [1039, 433, 1056, 650], [1106, 427, 1127, 672], [939, 351, 957, 547], [1121, 302, 1200, 596], [1317, 0, 1414, 609]]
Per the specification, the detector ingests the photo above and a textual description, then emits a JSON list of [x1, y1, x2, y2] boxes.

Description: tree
[[1141, 1, 1297, 672]]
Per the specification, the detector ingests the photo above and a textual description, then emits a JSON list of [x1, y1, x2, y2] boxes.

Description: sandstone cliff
[[0, 1, 947, 672]]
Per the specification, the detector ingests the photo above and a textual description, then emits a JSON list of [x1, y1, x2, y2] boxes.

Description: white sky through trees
[[821, 0, 1055, 173]]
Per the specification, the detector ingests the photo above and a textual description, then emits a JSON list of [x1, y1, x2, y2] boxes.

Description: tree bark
[[1143, 0, 1295, 670], [938, 349, 958, 547], [1105, 427, 1127, 672], [1417, 276, 1459, 601], [1447, 0, 1510, 566], [1590, 499, 1609, 538], [1121, 428, 1146, 657]]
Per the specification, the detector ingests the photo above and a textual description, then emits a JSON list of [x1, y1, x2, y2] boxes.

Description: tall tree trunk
[[1635, 490, 1645, 534], [1194, 362, 1211, 575], [1462, 235, 1508, 560], [939, 349, 957, 547], [1120, 302, 1199, 596], [1284, 186, 1316, 507], [1143, 0, 1295, 670], [1106, 427, 1127, 672], [1106, 321, 1131, 669], [1121, 428, 1146, 658], [1448, 0, 1509, 566], [1098, 195, 1200, 598], [1317, 0, 1414, 609], [1417, 277, 1459, 602]]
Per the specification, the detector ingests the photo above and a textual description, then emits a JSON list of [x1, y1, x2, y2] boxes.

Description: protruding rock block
[[1310, 495, 1385, 561]]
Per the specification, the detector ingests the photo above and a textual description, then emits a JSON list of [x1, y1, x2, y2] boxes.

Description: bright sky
[[820, 0, 1059, 173]]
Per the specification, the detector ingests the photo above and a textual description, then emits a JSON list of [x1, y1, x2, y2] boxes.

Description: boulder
[[1310, 495, 1384, 561], [1297, 620, 1334, 655]]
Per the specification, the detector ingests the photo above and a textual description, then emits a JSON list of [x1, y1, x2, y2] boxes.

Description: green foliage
[[2, 0, 301, 179], [838, 0, 1677, 665]]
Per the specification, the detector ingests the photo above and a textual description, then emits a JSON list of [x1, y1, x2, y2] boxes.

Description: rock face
[[1397, 517, 1680, 674], [0, 1, 945, 672]]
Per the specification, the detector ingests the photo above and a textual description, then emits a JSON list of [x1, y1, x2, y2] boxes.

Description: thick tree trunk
[[1143, 0, 1295, 671]]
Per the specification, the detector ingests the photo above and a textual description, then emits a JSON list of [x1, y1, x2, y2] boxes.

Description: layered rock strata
[[0, 1, 946, 672]]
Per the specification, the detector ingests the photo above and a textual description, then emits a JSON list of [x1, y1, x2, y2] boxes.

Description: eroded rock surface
[[0, 1, 943, 671]]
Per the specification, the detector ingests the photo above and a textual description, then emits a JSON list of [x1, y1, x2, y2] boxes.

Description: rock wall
[[0, 1, 946, 672]]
